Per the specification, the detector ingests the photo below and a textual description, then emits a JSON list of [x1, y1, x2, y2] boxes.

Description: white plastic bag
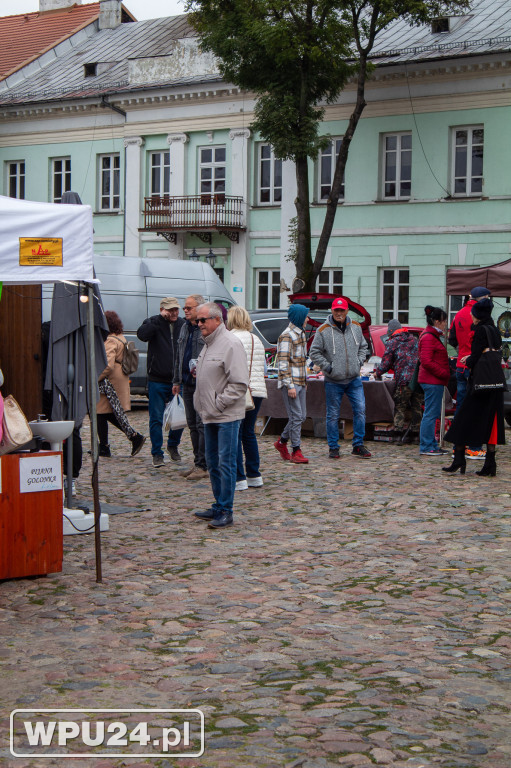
[[164, 395, 187, 432]]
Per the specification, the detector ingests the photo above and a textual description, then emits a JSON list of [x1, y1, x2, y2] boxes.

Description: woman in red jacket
[[418, 305, 450, 456]]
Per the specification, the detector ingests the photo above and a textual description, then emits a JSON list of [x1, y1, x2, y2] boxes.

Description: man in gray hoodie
[[193, 302, 249, 529], [309, 297, 371, 459]]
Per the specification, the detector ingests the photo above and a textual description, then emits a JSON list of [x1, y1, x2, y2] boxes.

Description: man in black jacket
[[172, 294, 208, 480], [137, 297, 185, 467]]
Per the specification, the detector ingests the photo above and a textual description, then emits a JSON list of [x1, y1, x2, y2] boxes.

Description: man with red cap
[[310, 297, 371, 459]]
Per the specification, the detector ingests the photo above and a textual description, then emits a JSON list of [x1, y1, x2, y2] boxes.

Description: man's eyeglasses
[[197, 316, 212, 324], [184, 305, 196, 310]]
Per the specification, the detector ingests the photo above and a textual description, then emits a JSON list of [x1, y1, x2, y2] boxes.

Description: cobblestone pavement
[[1, 410, 510, 768]]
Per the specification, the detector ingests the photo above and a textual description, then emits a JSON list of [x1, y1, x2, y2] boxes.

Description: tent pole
[[86, 281, 102, 582]]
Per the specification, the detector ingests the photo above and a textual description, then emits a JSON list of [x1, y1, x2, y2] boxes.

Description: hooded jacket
[[309, 314, 367, 382], [374, 329, 419, 387]]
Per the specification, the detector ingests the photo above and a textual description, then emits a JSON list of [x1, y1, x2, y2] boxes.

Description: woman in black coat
[[442, 298, 505, 476]]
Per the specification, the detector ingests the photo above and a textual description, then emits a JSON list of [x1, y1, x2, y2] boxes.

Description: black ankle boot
[[476, 452, 496, 477], [442, 447, 466, 474], [99, 443, 111, 457]]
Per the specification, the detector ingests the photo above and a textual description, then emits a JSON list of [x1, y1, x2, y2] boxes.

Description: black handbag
[[471, 326, 507, 394]]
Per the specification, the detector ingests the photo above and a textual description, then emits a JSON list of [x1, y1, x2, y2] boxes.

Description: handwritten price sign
[[19, 455, 62, 494]]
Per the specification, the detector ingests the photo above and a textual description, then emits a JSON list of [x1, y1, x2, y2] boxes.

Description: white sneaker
[[247, 476, 264, 487], [235, 479, 248, 491]]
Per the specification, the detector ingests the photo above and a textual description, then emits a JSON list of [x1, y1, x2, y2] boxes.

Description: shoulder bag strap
[[482, 324, 499, 352]]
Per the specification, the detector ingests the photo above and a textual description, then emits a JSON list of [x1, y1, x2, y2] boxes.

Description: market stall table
[[259, 377, 396, 428]]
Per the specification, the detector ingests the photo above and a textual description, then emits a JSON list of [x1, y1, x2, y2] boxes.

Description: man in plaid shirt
[[274, 303, 310, 464]]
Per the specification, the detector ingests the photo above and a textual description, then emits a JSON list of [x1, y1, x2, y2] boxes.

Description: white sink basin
[[29, 420, 74, 451]]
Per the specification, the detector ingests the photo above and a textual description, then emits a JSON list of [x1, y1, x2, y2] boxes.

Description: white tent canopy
[[0, 195, 94, 284]]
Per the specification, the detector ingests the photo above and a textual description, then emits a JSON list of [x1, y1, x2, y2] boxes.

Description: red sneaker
[[291, 448, 309, 464], [274, 440, 291, 461]]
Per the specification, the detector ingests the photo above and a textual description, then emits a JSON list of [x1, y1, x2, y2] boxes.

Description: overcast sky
[[1, 0, 185, 20]]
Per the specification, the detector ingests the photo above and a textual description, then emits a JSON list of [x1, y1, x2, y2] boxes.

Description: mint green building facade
[[1, 0, 510, 325]]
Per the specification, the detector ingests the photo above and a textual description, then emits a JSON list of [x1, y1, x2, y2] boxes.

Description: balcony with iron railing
[[140, 194, 245, 243]]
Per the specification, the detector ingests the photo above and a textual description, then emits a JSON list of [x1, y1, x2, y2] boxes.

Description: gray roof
[[1, 0, 510, 106], [0, 14, 204, 105], [371, 0, 511, 63]]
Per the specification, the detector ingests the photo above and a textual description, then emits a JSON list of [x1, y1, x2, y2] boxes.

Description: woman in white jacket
[[227, 306, 267, 490]]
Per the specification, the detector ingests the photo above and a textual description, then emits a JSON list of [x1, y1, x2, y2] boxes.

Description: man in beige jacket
[[193, 302, 249, 528]]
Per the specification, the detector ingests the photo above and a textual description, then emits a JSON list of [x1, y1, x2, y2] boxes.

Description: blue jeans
[[325, 377, 366, 448], [204, 420, 241, 516], [237, 397, 263, 481], [455, 368, 481, 450], [148, 380, 184, 457], [419, 383, 444, 452]]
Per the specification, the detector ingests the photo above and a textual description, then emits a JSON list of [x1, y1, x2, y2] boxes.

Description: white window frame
[[451, 125, 484, 197], [448, 294, 470, 328], [199, 145, 226, 195], [7, 160, 25, 199], [316, 268, 343, 294], [380, 268, 410, 324], [258, 143, 282, 205], [150, 150, 170, 197], [256, 269, 281, 309], [318, 137, 344, 201], [51, 157, 71, 203], [381, 132, 412, 200], [98, 153, 120, 211]]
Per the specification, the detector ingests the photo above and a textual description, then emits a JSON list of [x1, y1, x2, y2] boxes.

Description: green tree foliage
[[188, 0, 469, 290]]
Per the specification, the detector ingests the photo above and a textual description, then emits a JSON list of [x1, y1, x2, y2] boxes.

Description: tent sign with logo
[[0, 195, 95, 285]]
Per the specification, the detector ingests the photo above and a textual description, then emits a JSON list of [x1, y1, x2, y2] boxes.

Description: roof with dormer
[[0, 2, 136, 82], [0, 0, 509, 105]]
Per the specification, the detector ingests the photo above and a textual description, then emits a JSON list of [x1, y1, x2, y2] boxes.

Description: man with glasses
[[172, 294, 208, 480], [310, 297, 371, 459], [193, 303, 249, 529], [137, 297, 185, 467]]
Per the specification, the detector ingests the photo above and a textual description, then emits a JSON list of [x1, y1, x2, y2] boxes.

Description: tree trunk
[[313, 55, 369, 282], [294, 152, 315, 291]]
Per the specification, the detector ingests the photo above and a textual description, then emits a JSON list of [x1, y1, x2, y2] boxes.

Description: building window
[[150, 151, 170, 197], [317, 269, 343, 294], [199, 146, 226, 195], [258, 144, 282, 205], [51, 157, 71, 203], [257, 269, 280, 309], [432, 17, 450, 33], [99, 154, 120, 211], [448, 294, 469, 328], [452, 127, 484, 196], [382, 133, 412, 200], [319, 137, 344, 200], [7, 161, 25, 199], [381, 268, 409, 324]]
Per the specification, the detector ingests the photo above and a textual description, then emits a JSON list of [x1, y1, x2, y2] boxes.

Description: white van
[[43, 255, 236, 395]]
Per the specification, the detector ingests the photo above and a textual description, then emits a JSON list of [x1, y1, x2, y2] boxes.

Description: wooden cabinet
[[0, 452, 63, 579]]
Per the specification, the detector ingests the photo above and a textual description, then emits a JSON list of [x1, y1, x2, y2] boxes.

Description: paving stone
[[1, 419, 510, 768]]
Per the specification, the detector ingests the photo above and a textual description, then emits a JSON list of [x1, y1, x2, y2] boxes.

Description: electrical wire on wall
[[404, 62, 451, 198]]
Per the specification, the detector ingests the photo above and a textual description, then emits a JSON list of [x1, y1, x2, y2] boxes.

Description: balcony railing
[[141, 194, 245, 236]]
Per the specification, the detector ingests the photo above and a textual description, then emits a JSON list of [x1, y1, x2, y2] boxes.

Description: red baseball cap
[[332, 297, 348, 311]]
